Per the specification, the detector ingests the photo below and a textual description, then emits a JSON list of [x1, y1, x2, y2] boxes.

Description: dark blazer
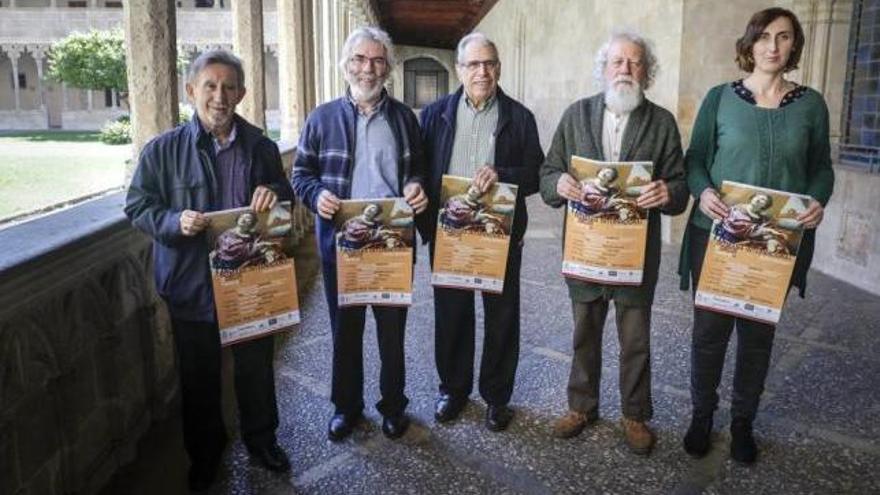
[[417, 86, 544, 243], [125, 114, 294, 322]]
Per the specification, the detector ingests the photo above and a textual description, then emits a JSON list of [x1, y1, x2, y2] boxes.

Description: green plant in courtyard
[[98, 104, 195, 145], [99, 118, 131, 145], [47, 29, 128, 92]]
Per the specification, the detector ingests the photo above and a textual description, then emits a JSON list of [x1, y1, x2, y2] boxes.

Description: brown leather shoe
[[620, 418, 655, 455], [552, 410, 597, 439]]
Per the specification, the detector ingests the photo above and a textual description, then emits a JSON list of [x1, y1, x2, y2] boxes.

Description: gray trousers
[[567, 299, 653, 421]]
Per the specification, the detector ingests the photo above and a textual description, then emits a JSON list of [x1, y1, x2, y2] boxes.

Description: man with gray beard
[[293, 27, 428, 442], [539, 30, 688, 455]]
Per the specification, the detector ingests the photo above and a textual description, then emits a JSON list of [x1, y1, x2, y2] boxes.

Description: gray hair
[[456, 32, 498, 65], [187, 49, 245, 88], [338, 26, 396, 72], [593, 29, 659, 90]]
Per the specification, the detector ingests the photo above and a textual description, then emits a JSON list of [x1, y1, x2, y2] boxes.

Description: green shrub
[[98, 105, 195, 145], [99, 118, 131, 145]]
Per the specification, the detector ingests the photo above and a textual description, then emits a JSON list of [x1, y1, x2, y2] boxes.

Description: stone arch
[[400, 55, 453, 109]]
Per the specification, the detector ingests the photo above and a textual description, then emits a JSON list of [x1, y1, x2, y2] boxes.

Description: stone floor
[[103, 196, 880, 494]]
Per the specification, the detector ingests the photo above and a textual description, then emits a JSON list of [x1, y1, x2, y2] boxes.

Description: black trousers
[[431, 241, 522, 406], [170, 318, 279, 466], [322, 261, 409, 417], [689, 227, 776, 422]]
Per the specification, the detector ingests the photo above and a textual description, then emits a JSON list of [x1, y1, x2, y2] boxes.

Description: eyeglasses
[[460, 59, 499, 72], [349, 55, 388, 68], [609, 58, 644, 70]]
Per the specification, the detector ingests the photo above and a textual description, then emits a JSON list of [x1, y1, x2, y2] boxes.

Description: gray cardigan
[[539, 93, 688, 306]]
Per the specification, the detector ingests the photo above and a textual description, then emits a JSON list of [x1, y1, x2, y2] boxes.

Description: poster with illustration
[[206, 202, 299, 346], [562, 156, 653, 285], [695, 181, 809, 324], [431, 175, 518, 293], [334, 198, 414, 306]]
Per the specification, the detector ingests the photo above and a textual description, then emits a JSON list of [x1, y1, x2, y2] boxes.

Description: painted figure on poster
[[714, 193, 790, 254], [212, 211, 285, 270], [439, 184, 505, 234], [338, 203, 405, 250]]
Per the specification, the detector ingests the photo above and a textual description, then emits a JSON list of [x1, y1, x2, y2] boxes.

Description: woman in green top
[[679, 7, 834, 464]]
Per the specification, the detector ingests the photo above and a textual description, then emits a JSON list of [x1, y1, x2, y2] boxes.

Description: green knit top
[[687, 83, 834, 230], [678, 83, 835, 294]]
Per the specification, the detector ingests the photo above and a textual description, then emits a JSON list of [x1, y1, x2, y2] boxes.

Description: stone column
[[62, 82, 68, 110], [7, 46, 23, 111], [123, 0, 179, 176], [793, 0, 853, 143], [29, 47, 47, 110], [277, 0, 309, 142], [302, 0, 316, 112], [87, 89, 94, 110], [232, 0, 267, 130], [313, 0, 326, 104]]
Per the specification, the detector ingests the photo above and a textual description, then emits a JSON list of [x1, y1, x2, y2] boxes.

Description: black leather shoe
[[381, 414, 410, 439], [683, 415, 713, 458], [434, 394, 467, 423], [249, 443, 291, 472], [486, 404, 514, 432], [730, 418, 757, 464], [328, 413, 360, 442]]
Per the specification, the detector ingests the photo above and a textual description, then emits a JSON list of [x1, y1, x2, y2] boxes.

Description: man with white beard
[[292, 27, 428, 442], [539, 30, 688, 455]]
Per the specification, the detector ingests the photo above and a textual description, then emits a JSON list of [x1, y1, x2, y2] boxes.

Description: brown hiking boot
[[552, 410, 597, 439], [621, 418, 655, 455]]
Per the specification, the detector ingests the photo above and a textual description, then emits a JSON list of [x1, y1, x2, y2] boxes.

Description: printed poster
[[695, 181, 809, 324], [334, 198, 414, 307], [431, 175, 518, 293], [562, 156, 654, 285], [206, 202, 300, 346]]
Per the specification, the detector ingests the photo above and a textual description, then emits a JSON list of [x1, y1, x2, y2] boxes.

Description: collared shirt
[[602, 108, 630, 162], [448, 92, 498, 178], [349, 92, 399, 199], [210, 123, 250, 210]]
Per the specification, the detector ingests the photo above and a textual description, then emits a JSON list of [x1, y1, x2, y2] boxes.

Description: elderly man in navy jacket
[[125, 50, 293, 491], [418, 33, 544, 431]]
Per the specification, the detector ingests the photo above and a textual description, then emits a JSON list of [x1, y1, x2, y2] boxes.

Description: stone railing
[[0, 142, 313, 494]]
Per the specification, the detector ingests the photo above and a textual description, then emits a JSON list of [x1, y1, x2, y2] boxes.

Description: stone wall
[[813, 165, 880, 294], [0, 194, 178, 495], [0, 143, 315, 494]]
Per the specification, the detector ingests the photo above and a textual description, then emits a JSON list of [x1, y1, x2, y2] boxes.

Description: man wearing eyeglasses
[[417, 32, 544, 432], [292, 27, 427, 442], [539, 30, 688, 455]]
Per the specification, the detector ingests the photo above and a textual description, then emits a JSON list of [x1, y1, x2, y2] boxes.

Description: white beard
[[604, 78, 644, 115], [350, 82, 383, 103]]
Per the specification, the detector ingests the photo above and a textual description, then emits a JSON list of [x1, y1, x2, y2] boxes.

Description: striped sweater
[[291, 90, 426, 261]]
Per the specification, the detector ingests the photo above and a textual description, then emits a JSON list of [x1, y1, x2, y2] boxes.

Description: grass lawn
[[0, 131, 130, 221]]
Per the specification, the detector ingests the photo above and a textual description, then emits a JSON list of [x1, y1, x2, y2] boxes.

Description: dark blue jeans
[[688, 227, 775, 422]]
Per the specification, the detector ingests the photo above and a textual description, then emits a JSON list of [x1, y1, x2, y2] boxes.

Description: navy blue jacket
[[417, 87, 544, 243], [292, 93, 426, 264], [125, 115, 294, 322]]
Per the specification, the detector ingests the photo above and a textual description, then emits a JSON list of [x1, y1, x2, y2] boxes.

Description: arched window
[[403, 57, 449, 109]]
